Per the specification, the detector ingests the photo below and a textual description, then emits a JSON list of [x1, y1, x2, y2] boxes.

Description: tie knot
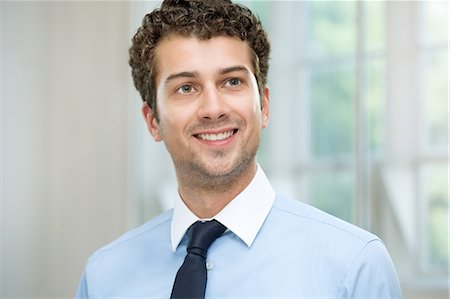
[[187, 220, 226, 258]]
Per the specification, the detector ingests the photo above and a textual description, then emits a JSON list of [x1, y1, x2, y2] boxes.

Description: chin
[[175, 149, 258, 186], [198, 156, 255, 181]]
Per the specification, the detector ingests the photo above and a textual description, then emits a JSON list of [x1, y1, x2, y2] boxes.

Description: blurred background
[[0, 1, 448, 298]]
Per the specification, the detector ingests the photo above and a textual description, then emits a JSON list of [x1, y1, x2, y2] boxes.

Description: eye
[[225, 78, 242, 87], [176, 84, 195, 94]]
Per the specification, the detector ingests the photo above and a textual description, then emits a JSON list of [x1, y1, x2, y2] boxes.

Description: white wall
[[1, 2, 134, 297]]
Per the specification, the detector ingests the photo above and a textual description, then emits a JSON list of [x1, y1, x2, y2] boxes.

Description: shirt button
[[206, 261, 214, 270]]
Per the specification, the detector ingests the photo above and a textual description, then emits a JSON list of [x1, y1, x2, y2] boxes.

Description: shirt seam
[[95, 216, 172, 255], [337, 239, 383, 297], [87, 215, 173, 289], [272, 200, 377, 243]]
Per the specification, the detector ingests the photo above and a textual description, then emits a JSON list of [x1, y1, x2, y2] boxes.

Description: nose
[[197, 85, 229, 120]]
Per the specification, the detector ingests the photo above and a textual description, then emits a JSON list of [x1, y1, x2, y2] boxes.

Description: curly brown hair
[[129, 0, 271, 121]]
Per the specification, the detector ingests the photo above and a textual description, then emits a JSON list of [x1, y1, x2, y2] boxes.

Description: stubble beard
[[174, 134, 260, 194]]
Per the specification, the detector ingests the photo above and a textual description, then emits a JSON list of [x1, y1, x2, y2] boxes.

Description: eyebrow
[[166, 71, 198, 83], [164, 65, 251, 85], [219, 65, 251, 75]]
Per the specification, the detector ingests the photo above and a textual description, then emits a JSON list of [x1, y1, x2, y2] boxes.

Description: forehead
[[154, 35, 254, 81]]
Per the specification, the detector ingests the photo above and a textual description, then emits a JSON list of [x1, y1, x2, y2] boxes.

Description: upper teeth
[[198, 130, 234, 141]]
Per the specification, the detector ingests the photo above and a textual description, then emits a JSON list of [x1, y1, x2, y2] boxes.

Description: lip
[[192, 128, 239, 146], [193, 127, 238, 135]]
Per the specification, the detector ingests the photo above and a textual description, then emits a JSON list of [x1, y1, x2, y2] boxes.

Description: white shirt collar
[[170, 164, 275, 252]]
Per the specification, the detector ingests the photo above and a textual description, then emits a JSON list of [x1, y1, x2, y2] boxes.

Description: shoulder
[[266, 195, 402, 295], [101, 209, 172, 251], [266, 194, 386, 267], [86, 209, 173, 268], [271, 194, 379, 244], [80, 210, 175, 295]]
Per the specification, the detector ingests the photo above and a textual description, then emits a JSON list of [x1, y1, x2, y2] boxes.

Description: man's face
[[143, 35, 269, 183]]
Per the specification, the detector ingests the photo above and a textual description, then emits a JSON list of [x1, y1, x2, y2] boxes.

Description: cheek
[[235, 96, 262, 126], [240, 105, 263, 133], [158, 105, 193, 136], [252, 99, 263, 120]]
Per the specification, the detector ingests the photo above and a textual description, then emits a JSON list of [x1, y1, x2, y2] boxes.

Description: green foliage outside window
[[308, 2, 355, 60], [424, 165, 449, 267], [423, 1, 448, 271], [310, 172, 353, 223], [311, 66, 355, 159]]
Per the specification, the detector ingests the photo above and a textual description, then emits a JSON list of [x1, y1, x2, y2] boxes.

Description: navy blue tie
[[170, 220, 226, 299]]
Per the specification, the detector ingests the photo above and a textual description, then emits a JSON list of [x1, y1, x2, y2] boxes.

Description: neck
[[177, 161, 257, 218]]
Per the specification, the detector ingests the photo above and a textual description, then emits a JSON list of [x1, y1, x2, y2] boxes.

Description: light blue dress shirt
[[76, 166, 402, 298]]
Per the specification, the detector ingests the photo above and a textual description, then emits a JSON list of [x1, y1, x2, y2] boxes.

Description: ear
[[261, 86, 270, 128], [142, 102, 163, 142]]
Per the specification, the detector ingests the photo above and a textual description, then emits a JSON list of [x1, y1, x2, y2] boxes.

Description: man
[[77, 0, 402, 298]]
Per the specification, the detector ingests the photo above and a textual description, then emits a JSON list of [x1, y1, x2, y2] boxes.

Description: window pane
[[308, 172, 353, 222], [424, 50, 448, 151], [307, 2, 356, 59], [238, 0, 269, 26], [365, 1, 385, 53], [423, 1, 449, 44], [366, 58, 385, 154], [423, 163, 448, 269], [310, 65, 355, 159]]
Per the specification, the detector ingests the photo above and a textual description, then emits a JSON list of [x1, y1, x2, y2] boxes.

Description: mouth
[[194, 129, 238, 142]]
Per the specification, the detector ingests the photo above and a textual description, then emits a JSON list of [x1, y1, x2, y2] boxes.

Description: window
[[265, 1, 387, 227], [418, 1, 448, 273], [250, 0, 448, 287]]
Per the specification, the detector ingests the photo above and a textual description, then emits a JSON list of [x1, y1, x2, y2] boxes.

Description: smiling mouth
[[194, 129, 238, 141]]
